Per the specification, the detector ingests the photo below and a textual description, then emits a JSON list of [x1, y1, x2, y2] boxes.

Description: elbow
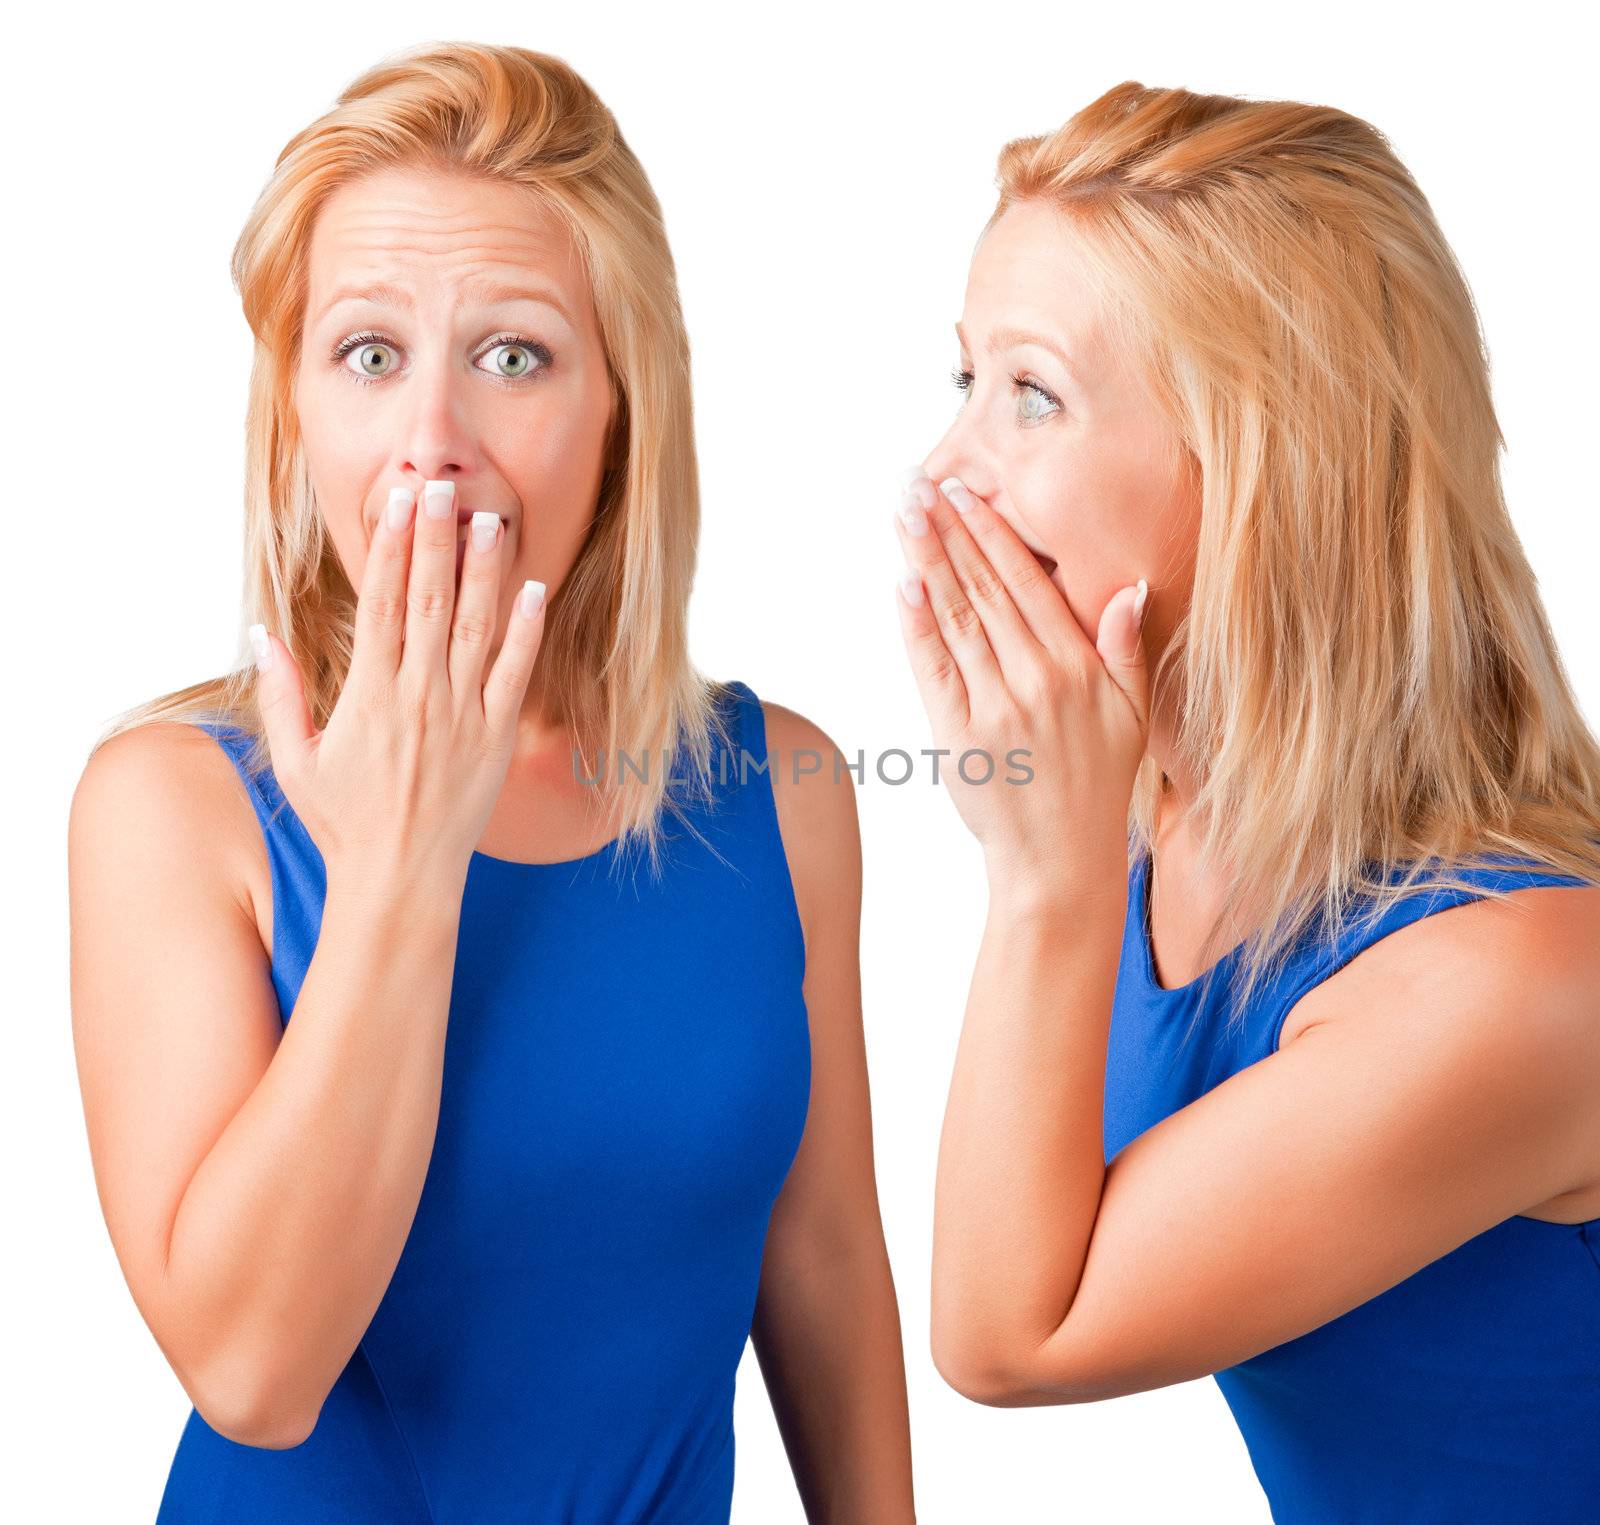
[[931, 1314, 1109, 1408], [191, 1354, 322, 1450], [930, 1317, 1033, 1407]]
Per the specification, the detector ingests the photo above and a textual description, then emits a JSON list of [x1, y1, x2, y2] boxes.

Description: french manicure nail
[[248, 622, 273, 671], [385, 486, 415, 530], [898, 494, 929, 537], [471, 510, 499, 551], [1133, 578, 1149, 629], [518, 579, 547, 619], [940, 475, 977, 513], [423, 479, 456, 518], [899, 569, 925, 606]]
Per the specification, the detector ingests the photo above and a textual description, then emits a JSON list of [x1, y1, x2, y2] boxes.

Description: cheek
[[294, 372, 376, 575], [1026, 434, 1179, 565], [507, 383, 611, 534]]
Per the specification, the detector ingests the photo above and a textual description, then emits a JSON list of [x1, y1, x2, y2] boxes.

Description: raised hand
[[249, 479, 547, 893], [893, 471, 1149, 895]]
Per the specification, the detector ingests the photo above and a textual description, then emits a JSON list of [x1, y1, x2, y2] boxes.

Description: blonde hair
[[990, 82, 1600, 1016], [93, 41, 733, 876]]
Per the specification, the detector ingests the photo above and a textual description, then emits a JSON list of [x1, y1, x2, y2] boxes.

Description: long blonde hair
[[991, 82, 1600, 1016], [93, 41, 732, 875]]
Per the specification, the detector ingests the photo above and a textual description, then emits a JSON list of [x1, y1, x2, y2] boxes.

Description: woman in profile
[[894, 82, 1600, 1520], [69, 42, 914, 1523]]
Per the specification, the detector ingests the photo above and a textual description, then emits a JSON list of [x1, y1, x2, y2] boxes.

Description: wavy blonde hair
[[989, 82, 1600, 1017], [93, 41, 733, 876]]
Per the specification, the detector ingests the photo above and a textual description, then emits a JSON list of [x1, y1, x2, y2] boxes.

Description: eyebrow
[[315, 281, 573, 326], [955, 321, 1087, 389]]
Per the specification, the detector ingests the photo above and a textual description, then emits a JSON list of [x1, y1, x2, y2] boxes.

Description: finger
[[894, 564, 970, 733], [931, 474, 1082, 661], [482, 579, 548, 739], [894, 484, 1005, 700], [402, 478, 464, 679], [349, 484, 418, 688], [248, 623, 317, 783], [921, 476, 1044, 679], [448, 510, 507, 700]]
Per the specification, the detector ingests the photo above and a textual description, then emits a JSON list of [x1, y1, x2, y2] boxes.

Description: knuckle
[[408, 585, 453, 622], [363, 589, 407, 628], [966, 564, 1007, 606], [941, 597, 983, 640], [1008, 557, 1049, 596], [451, 607, 494, 649], [484, 661, 526, 710], [1013, 661, 1058, 710], [922, 649, 960, 689]]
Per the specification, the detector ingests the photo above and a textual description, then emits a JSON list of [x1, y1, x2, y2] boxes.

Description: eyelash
[[950, 365, 1062, 420], [329, 330, 553, 387]]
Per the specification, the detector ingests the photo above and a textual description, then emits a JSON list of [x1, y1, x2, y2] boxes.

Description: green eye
[[327, 330, 554, 387], [481, 339, 548, 380], [338, 334, 398, 381]]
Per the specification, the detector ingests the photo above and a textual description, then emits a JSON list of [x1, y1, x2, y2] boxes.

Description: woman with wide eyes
[[896, 81, 1600, 1522], [68, 42, 914, 1523]]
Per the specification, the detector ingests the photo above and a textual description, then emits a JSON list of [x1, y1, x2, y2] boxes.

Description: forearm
[[162, 876, 463, 1444], [931, 866, 1124, 1394], [753, 1231, 915, 1523]]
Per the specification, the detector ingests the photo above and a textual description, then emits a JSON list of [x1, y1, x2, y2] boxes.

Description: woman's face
[[295, 164, 614, 652], [920, 198, 1199, 648]]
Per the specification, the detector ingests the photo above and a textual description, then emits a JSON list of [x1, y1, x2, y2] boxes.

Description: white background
[[11, 1, 1597, 1520]]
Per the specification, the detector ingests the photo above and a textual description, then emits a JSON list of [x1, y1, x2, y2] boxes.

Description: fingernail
[[248, 622, 273, 672], [423, 479, 456, 518], [471, 510, 500, 551], [897, 492, 929, 537], [899, 568, 925, 607], [1133, 578, 1149, 630], [940, 475, 977, 513], [902, 474, 937, 510], [385, 486, 415, 530], [518, 579, 547, 619]]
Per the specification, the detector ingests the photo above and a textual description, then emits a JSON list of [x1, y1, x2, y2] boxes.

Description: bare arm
[[933, 866, 1600, 1405], [70, 723, 464, 1448], [892, 472, 1600, 1407], [748, 703, 916, 1523], [71, 482, 545, 1448]]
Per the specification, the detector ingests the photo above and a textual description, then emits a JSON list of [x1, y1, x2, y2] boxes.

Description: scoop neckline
[[1135, 846, 1247, 997], [469, 834, 624, 872]]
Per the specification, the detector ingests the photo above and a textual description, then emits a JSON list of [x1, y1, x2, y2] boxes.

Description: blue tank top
[[156, 679, 811, 1524], [1106, 843, 1600, 1523]]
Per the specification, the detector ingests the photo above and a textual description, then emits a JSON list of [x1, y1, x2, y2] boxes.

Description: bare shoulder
[[1284, 879, 1600, 1215], [759, 699, 863, 943], [71, 720, 269, 948], [1286, 879, 1600, 1040]]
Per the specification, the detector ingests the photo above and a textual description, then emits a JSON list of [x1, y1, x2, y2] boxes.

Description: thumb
[[249, 622, 316, 780], [1096, 579, 1150, 722]]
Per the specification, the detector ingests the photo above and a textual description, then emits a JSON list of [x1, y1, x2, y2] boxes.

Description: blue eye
[[1014, 374, 1060, 423], [329, 330, 553, 387]]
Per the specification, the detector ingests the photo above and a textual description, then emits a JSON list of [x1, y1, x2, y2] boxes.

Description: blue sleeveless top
[[156, 679, 811, 1524], [1106, 844, 1600, 1523]]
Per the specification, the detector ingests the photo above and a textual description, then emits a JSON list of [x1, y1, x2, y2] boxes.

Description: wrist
[[982, 835, 1128, 916]]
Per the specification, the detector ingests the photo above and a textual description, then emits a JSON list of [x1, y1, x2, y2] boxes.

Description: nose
[[920, 406, 997, 503], [394, 355, 482, 494]]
